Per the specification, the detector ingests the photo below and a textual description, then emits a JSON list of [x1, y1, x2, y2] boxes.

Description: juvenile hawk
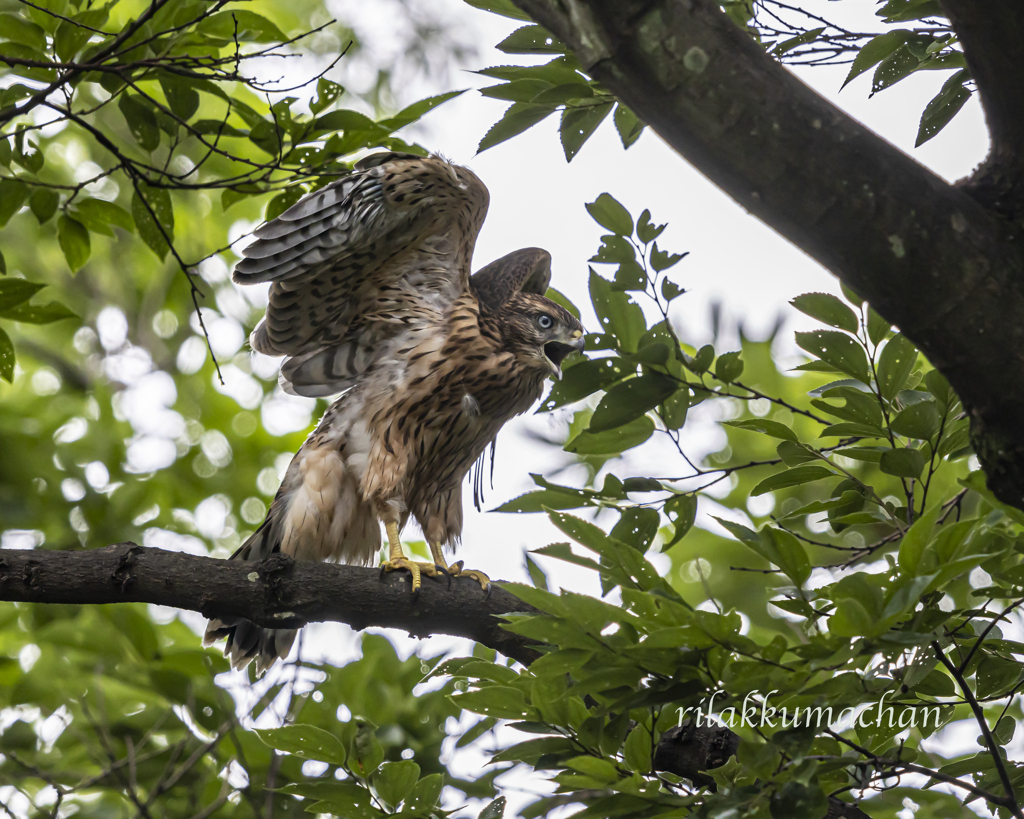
[[204, 152, 584, 674]]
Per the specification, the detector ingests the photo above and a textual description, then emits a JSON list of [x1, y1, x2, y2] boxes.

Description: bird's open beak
[[543, 329, 585, 380]]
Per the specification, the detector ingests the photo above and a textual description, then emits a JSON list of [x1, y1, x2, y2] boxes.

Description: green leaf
[[480, 796, 507, 819], [0, 279, 45, 312], [118, 94, 161, 152], [0, 13, 47, 50], [898, 504, 941, 575], [0, 326, 13, 382], [0, 249, 5, 275], [463, 0, 532, 21], [716, 519, 810, 585], [890, 401, 941, 439], [497, 25, 563, 54], [723, 418, 798, 442], [73, 198, 134, 236], [198, 10, 287, 42], [795, 330, 871, 383], [751, 466, 834, 496], [872, 43, 921, 94], [589, 269, 645, 352], [1, 301, 77, 324], [451, 687, 533, 720], [586, 193, 633, 236], [0, 178, 29, 227], [495, 478, 598, 512], [772, 26, 825, 56], [879, 447, 925, 478], [777, 441, 819, 466], [714, 351, 744, 383], [665, 494, 697, 546], [542, 357, 635, 411], [132, 186, 174, 260], [478, 102, 555, 153], [976, 656, 1021, 699], [843, 30, 910, 88], [158, 75, 200, 121], [611, 507, 660, 552], [29, 188, 58, 223], [636, 209, 665, 243], [650, 241, 684, 272], [57, 215, 90, 272], [924, 369, 952, 405], [560, 103, 612, 162], [373, 760, 420, 809], [613, 103, 644, 148], [661, 278, 684, 301], [404, 773, 443, 813], [565, 414, 655, 455], [310, 78, 345, 114], [867, 306, 890, 346], [877, 333, 917, 400], [790, 292, 859, 333], [623, 725, 652, 773], [379, 90, 465, 130], [254, 724, 347, 765], [590, 373, 678, 432], [917, 69, 971, 146], [687, 344, 714, 374]]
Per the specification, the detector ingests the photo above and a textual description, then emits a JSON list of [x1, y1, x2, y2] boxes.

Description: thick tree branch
[[940, 1, 1024, 171], [510, 0, 1024, 509], [0, 543, 542, 665]]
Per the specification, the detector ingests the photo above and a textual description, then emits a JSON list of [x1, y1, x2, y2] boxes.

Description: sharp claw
[[483, 582, 492, 600], [379, 565, 386, 580], [435, 564, 452, 589]]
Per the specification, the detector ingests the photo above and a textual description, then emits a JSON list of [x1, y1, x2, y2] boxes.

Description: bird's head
[[504, 294, 585, 380]]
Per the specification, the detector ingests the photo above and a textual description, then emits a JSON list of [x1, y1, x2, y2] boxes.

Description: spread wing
[[234, 152, 489, 396], [470, 247, 551, 310]]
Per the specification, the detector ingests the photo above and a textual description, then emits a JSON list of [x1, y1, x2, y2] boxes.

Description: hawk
[[204, 152, 584, 674]]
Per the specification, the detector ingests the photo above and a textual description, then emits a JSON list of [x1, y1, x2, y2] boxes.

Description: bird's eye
[[537, 314, 553, 330]]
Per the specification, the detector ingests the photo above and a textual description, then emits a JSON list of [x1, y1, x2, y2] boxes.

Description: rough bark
[[0, 543, 542, 665], [509, 0, 1024, 509]]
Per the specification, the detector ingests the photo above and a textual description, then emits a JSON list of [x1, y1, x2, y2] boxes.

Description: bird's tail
[[203, 520, 297, 676]]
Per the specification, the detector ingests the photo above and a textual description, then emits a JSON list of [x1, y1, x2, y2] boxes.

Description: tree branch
[[0, 543, 542, 665], [509, 0, 1024, 509]]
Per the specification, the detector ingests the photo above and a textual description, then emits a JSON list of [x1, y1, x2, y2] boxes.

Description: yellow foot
[[448, 560, 491, 596], [380, 557, 446, 594]]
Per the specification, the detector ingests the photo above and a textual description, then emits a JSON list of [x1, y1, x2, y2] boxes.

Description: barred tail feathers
[[202, 518, 298, 676]]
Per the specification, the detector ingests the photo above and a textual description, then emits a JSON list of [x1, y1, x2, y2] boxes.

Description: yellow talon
[[381, 521, 442, 593], [426, 543, 491, 594], [448, 560, 492, 594]]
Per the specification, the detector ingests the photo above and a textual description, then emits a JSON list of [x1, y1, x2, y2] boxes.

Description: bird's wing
[[234, 152, 489, 395], [470, 247, 551, 310]]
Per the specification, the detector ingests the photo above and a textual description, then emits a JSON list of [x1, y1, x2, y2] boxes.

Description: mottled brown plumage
[[204, 153, 583, 674]]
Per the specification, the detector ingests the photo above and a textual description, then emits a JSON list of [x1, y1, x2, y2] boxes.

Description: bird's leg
[[379, 520, 441, 594]]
